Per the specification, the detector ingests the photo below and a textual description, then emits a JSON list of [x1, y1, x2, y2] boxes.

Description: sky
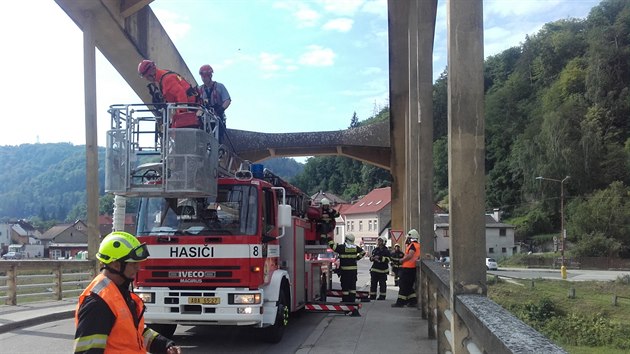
[[0, 0, 602, 153]]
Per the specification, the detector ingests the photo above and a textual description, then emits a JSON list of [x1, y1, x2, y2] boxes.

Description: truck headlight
[[136, 292, 155, 304], [231, 293, 261, 304]]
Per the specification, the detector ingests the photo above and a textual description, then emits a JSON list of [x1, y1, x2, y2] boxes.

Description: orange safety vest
[[76, 274, 147, 354], [402, 241, 420, 268], [156, 69, 198, 104]]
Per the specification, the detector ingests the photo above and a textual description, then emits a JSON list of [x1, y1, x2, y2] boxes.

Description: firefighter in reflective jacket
[[389, 244, 404, 286], [73, 231, 181, 354], [328, 233, 365, 302], [369, 237, 390, 300], [392, 229, 420, 308]]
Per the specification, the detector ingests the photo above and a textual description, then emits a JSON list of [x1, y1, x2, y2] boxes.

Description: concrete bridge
[[53, 1, 565, 352]]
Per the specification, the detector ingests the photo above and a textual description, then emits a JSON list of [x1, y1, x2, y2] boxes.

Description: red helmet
[[199, 64, 213, 75], [138, 60, 156, 77]]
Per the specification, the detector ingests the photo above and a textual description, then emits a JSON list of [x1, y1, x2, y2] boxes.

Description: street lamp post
[[535, 175, 570, 278]]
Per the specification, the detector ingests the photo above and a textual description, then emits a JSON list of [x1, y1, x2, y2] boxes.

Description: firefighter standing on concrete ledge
[[391, 229, 420, 308], [328, 234, 365, 303], [318, 198, 340, 245], [369, 237, 390, 300]]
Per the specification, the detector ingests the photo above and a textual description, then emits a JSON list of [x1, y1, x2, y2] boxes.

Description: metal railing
[[0, 260, 97, 305], [419, 260, 567, 353]]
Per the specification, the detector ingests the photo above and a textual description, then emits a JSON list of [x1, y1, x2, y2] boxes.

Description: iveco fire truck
[[104, 103, 351, 343]]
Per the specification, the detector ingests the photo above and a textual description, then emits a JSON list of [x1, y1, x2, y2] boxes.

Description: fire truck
[[104, 103, 359, 343]]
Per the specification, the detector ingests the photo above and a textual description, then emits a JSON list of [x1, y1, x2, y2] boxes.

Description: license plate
[[188, 297, 220, 305]]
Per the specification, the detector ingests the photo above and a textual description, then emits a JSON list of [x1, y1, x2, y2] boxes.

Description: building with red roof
[[342, 187, 391, 253]]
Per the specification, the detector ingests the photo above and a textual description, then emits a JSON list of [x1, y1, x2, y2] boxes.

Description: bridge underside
[[227, 120, 391, 169]]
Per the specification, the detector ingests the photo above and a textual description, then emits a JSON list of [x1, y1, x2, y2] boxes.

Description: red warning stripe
[[305, 303, 362, 312]]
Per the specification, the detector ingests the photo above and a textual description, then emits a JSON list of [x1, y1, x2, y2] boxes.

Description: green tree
[[566, 181, 630, 249], [349, 111, 359, 128]]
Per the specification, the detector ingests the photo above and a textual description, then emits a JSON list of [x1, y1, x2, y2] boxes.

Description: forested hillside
[[0, 144, 303, 223], [0, 143, 106, 223]]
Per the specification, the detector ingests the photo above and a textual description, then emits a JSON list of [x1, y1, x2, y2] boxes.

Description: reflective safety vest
[[402, 241, 420, 268], [75, 274, 147, 354], [330, 242, 365, 271]]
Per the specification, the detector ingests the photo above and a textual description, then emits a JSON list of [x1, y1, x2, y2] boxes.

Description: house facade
[[0, 221, 43, 255], [342, 187, 391, 254], [39, 220, 89, 259], [433, 212, 517, 260]]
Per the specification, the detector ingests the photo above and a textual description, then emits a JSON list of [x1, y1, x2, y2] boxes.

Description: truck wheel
[[262, 288, 288, 343], [148, 324, 177, 339]]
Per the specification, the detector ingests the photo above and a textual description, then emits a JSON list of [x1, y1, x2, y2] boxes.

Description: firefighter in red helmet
[[138, 59, 198, 106]]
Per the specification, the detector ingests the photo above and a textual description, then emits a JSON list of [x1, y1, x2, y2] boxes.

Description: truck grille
[[140, 264, 244, 287]]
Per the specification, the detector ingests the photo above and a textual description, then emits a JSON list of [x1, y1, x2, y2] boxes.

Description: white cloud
[[323, 18, 354, 32], [299, 45, 336, 66], [259, 52, 283, 73], [274, 2, 321, 27], [152, 9, 191, 41], [319, 0, 365, 16], [296, 6, 321, 27]]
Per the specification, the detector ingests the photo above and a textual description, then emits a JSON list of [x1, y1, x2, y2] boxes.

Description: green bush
[[543, 313, 630, 349]]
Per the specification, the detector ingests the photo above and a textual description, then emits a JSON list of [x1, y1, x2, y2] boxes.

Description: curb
[[0, 309, 75, 334]]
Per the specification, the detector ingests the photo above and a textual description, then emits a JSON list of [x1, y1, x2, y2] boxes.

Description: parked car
[[486, 257, 498, 270], [2, 251, 24, 260]]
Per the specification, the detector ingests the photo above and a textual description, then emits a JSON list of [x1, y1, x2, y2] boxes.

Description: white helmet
[[407, 229, 419, 241], [345, 233, 355, 243], [321, 198, 330, 206], [377, 237, 386, 244]]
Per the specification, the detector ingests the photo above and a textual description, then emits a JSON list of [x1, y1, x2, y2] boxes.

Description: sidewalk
[[0, 298, 77, 334], [297, 277, 436, 353], [0, 276, 436, 353]]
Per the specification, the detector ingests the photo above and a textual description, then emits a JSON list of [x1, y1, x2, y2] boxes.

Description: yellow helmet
[[96, 231, 149, 264]]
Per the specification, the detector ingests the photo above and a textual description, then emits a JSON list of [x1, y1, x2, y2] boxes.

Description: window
[[499, 228, 506, 236], [374, 220, 378, 230], [368, 220, 372, 231], [502, 247, 507, 253], [50, 249, 62, 259], [350, 221, 354, 231], [443, 228, 449, 238], [489, 247, 494, 253], [359, 221, 363, 231], [347, 221, 350, 230]]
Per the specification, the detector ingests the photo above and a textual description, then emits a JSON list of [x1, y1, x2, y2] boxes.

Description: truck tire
[[148, 324, 177, 339], [262, 288, 288, 343]]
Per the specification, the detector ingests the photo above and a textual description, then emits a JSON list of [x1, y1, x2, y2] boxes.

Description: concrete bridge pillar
[[387, 0, 410, 233], [447, 1, 487, 353]]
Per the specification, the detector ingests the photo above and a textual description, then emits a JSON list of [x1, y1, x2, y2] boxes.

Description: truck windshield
[[136, 185, 258, 236]]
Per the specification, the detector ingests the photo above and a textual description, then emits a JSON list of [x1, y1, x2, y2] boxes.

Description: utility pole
[[535, 176, 570, 279]]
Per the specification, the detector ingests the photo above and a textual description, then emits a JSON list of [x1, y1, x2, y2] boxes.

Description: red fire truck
[[105, 103, 357, 343]]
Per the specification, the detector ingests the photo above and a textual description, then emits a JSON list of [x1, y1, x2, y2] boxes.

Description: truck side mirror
[[277, 204, 292, 227]]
